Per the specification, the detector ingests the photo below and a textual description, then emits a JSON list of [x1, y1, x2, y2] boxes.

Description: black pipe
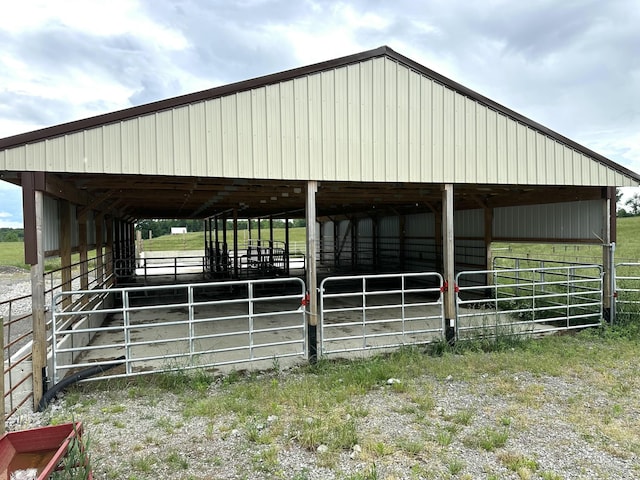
[[37, 356, 125, 412]]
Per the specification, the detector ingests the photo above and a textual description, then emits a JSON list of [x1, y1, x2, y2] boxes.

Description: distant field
[[1, 218, 640, 267], [142, 227, 308, 252]]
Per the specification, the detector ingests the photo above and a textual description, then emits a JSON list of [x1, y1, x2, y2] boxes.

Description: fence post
[[1, 316, 4, 435], [607, 243, 616, 324]]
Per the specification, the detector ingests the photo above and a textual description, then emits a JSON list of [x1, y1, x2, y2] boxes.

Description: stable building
[[1, 46, 638, 411]]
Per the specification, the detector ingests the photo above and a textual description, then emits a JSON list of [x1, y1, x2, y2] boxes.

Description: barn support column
[[59, 200, 72, 309], [105, 217, 113, 279], [22, 172, 46, 409], [442, 184, 456, 343], [78, 210, 89, 294], [306, 181, 318, 361], [484, 206, 494, 285], [233, 209, 239, 278], [95, 213, 104, 284], [603, 187, 616, 323]]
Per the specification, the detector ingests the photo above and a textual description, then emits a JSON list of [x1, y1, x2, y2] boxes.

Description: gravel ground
[[3, 271, 640, 479]]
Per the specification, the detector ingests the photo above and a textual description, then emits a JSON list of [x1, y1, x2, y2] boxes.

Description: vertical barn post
[[603, 187, 616, 323], [306, 181, 318, 361], [442, 184, 456, 343]]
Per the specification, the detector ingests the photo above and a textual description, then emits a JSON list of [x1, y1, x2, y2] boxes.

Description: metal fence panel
[[51, 277, 307, 384], [319, 272, 444, 356], [456, 263, 603, 338]]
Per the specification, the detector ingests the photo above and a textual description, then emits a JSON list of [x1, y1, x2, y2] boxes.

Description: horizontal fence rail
[[51, 277, 307, 384], [319, 272, 444, 356], [456, 264, 603, 338]]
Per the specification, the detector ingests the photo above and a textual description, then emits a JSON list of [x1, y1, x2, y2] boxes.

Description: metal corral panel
[[43, 195, 59, 253], [493, 199, 604, 241], [1, 57, 636, 187], [455, 209, 484, 237]]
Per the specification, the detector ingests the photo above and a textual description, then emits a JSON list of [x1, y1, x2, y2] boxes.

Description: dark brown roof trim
[[1, 45, 638, 182]]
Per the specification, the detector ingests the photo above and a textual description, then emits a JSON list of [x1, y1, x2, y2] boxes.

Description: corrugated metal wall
[[43, 195, 59, 253], [1, 58, 635, 187], [493, 199, 604, 241]]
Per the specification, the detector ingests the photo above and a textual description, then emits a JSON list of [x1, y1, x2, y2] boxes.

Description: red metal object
[[0, 422, 91, 479]]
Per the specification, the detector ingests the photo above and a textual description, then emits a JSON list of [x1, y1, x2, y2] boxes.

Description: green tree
[[625, 193, 640, 216]]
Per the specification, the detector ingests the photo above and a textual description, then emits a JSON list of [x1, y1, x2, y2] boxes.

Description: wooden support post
[[59, 200, 72, 309], [31, 190, 46, 409], [105, 217, 113, 280], [484, 207, 494, 291], [442, 184, 456, 343], [285, 217, 290, 276], [306, 181, 319, 361], [399, 215, 406, 271], [233, 209, 239, 278], [78, 210, 89, 294], [96, 213, 104, 284], [1, 317, 4, 434]]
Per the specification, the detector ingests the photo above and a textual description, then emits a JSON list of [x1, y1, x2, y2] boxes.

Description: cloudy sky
[[1, 0, 639, 227]]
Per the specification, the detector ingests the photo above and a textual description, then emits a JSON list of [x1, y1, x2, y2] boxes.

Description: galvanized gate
[[613, 262, 640, 323], [51, 277, 307, 384], [319, 272, 445, 356]]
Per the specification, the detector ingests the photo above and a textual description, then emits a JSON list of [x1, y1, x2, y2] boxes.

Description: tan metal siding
[[189, 102, 208, 175], [1, 56, 637, 188], [347, 63, 361, 181], [371, 57, 385, 181], [294, 77, 310, 179]]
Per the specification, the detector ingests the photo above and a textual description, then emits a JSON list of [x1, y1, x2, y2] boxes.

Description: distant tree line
[[135, 218, 306, 239], [0, 228, 24, 242], [617, 190, 640, 217]]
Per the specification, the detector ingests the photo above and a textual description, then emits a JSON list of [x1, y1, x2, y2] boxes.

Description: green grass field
[[1, 218, 639, 268]]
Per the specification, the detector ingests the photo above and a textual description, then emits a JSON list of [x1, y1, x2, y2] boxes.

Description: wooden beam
[[31, 190, 46, 410], [306, 181, 318, 360], [59, 200, 72, 309], [442, 184, 456, 342]]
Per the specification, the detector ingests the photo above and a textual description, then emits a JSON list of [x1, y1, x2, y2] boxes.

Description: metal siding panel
[[87, 211, 96, 245], [46, 136, 66, 171], [189, 102, 208, 176], [384, 59, 397, 181], [533, 131, 545, 184], [494, 200, 603, 240], [455, 209, 483, 237], [173, 106, 191, 176], [506, 118, 517, 183], [405, 212, 433, 236], [442, 87, 454, 181], [420, 77, 433, 183], [372, 57, 385, 181], [294, 77, 310, 179], [360, 60, 373, 182], [464, 97, 476, 183], [205, 98, 223, 177], [121, 118, 140, 175], [358, 217, 373, 237], [453, 92, 465, 182], [251, 88, 268, 178], [495, 114, 508, 182], [266, 84, 283, 179], [545, 137, 556, 184], [485, 109, 498, 183], [43, 195, 59, 253], [308, 73, 323, 179], [83, 128, 104, 172], [516, 123, 528, 184], [431, 82, 444, 182], [236, 90, 253, 178], [554, 142, 566, 184], [347, 63, 361, 181], [64, 133, 83, 173], [475, 103, 487, 183], [321, 70, 336, 179], [396, 63, 409, 181], [138, 115, 157, 175], [221, 95, 239, 177], [280, 80, 296, 179], [5, 146, 26, 170], [156, 111, 174, 176], [102, 124, 122, 173], [334, 67, 349, 180], [408, 71, 421, 180]]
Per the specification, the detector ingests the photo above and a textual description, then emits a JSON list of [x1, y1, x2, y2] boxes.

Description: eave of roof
[[2, 45, 638, 183]]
